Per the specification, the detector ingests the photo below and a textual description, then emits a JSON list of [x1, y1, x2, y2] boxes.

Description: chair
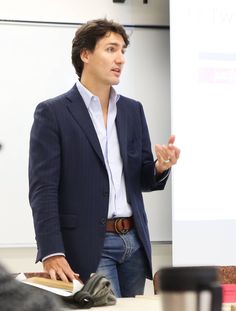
[[217, 266, 236, 284], [153, 270, 159, 295], [153, 266, 236, 295]]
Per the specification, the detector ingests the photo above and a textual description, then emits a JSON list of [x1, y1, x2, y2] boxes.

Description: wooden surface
[[25, 277, 73, 291]]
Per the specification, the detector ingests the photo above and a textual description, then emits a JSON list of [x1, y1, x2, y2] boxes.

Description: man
[[29, 18, 180, 297]]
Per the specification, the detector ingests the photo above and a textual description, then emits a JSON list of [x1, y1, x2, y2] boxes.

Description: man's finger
[[168, 135, 175, 145], [48, 268, 57, 281], [56, 269, 69, 282], [64, 269, 78, 282], [74, 273, 81, 281]]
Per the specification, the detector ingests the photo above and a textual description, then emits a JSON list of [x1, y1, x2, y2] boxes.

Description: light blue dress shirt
[[76, 80, 132, 219]]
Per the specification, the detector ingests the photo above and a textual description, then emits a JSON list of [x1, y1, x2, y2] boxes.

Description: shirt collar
[[76, 80, 120, 110]]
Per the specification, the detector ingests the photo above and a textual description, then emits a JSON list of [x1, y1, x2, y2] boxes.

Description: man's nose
[[115, 51, 125, 64]]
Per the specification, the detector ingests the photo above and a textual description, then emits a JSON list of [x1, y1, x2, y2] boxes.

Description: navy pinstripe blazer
[[29, 85, 168, 282]]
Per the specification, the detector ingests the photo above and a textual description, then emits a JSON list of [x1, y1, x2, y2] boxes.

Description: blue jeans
[[96, 229, 148, 297]]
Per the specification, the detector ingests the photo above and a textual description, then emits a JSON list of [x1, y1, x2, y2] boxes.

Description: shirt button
[[103, 190, 109, 197], [100, 218, 106, 225]]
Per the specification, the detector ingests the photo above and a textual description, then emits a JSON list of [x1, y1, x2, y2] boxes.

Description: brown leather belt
[[106, 217, 134, 234]]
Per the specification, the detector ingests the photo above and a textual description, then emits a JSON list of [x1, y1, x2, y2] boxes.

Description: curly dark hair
[[72, 18, 130, 78]]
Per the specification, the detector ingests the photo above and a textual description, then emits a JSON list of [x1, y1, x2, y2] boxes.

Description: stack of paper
[[16, 273, 83, 297]]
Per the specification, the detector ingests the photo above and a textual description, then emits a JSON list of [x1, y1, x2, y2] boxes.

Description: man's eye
[[107, 47, 114, 52]]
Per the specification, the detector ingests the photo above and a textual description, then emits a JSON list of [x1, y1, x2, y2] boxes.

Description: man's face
[[83, 32, 126, 86]]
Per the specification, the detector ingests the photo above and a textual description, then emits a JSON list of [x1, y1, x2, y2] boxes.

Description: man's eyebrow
[[106, 42, 127, 48]]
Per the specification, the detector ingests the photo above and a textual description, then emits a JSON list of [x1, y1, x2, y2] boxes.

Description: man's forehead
[[97, 32, 126, 47]]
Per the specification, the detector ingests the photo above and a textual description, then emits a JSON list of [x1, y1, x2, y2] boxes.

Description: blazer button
[[100, 218, 106, 225], [103, 190, 109, 197]]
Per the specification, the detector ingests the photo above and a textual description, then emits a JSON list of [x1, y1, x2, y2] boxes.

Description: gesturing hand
[[155, 135, 180, 174], [43, 255, 80, 282]]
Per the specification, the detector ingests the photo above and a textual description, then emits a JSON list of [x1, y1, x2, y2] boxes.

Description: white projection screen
[[170, 0, 236, 265]]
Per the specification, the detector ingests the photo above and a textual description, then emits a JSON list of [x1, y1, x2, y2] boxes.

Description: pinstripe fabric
[[29, 84, 169, 282]]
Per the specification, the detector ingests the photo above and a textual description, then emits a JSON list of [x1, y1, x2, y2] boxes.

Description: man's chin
[[104, 77, 121, 86], [111, 78, 120, 85]]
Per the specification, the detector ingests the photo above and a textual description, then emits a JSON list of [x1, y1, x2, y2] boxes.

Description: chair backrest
[[153, 271, 159, 295], [218, 266, 236, 284], [153, 266, 236, 295]]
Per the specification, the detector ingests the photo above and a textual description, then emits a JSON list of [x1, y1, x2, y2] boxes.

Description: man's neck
[[80, 76, 111, 110], [80, 76, 112, 128]]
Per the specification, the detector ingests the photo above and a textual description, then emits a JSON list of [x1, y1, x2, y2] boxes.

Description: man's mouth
[[111, 68, 121, 76]]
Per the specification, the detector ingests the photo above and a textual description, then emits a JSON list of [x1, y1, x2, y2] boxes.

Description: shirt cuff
[[158, 169, 170, 182], [42, 253, 65, 262]]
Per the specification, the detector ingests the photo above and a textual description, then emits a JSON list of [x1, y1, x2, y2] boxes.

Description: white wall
[[0, 0, 172, 293], [1, 0, 169, 25], [0, 24, 171, 245]]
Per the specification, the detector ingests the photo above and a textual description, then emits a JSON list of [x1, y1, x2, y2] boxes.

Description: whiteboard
[[170, 0, 236, 265], [0, 22, 171, 246]]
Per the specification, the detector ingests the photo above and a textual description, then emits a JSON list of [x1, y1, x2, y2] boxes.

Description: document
[[16, 273, 83, 297]]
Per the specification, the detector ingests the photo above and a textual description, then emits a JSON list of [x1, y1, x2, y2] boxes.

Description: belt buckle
[[114, 218, 128, 234]]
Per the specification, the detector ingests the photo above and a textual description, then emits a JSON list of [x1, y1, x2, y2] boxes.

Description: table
[[65, 296, 161, 311], [64, 296, 233, 311]]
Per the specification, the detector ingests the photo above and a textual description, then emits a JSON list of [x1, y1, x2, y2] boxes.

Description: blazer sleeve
[[29, 101, 65, 261], [139, 103, 169, 192]]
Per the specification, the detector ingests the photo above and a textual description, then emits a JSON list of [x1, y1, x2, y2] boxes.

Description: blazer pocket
[[59, 214, 78, 229]]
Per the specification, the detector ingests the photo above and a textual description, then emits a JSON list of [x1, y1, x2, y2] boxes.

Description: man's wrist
[[155, 160, 165, 174]]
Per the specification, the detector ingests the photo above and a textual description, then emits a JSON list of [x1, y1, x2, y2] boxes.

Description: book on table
[[16, 272, 83, 297]]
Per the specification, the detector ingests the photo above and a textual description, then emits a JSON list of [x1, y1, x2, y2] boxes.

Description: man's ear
[[80, 49, 90, 64]]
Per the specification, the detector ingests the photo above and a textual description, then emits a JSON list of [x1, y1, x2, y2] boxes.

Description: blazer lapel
[[65, 85, 105, 167], [116, 98, 128, 168]]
